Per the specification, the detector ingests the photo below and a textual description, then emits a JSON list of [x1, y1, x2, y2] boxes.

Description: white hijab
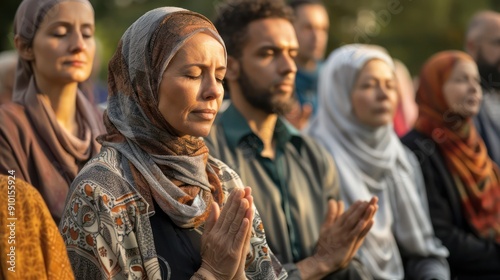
[[306, 44, 448, 279]]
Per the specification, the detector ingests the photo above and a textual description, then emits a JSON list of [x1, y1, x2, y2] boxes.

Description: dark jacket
[[402, 129, 500, 280]]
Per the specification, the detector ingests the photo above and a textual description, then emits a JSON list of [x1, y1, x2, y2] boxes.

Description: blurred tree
[[0, 0, 19, 51], [491, 0, 500, 11], [0, 0, 498, 79], [325, 0, 494, 75]]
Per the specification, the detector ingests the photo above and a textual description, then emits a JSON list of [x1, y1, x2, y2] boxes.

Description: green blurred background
[[1, 0, 499, 80]]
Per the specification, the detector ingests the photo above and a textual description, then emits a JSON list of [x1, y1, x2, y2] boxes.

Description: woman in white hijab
[[306, 44, 449, 280]]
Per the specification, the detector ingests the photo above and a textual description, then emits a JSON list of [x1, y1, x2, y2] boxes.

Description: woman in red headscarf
[[402, 51, 500, 279]]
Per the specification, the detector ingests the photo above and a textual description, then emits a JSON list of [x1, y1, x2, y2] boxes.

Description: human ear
[[465, 39, 478, 60], [225, 56, 240, 82], [14, 35, 34, 61]]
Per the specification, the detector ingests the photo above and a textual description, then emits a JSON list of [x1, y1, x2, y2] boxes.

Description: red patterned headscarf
[[415, 50, 500, 241]]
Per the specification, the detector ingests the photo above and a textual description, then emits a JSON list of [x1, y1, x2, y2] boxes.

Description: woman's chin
[[188, 128, 212, 138]]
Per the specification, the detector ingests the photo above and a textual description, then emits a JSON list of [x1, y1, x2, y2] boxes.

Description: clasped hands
[[297, 197, 379, 280], [194, 188, 378, 280], [195, 187, 253, 280]]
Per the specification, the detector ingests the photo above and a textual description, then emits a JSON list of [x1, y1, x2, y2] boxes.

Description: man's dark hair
[[214, 0, 294, 58], [288, 0, 325, 12]]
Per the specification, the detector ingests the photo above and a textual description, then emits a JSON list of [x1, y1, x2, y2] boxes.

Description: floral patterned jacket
[[59, 147, 287, 280]]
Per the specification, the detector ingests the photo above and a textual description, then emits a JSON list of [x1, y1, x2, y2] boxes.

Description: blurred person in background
[[403, 50, 500, 279], [285, 0, 329, 129], [0, 50, 17, 105], [465, 10, 500, 165], [0, 0, 105, 223], [79, 38, 108, 110], [393, 58, 418, 137], [308, 44, 450, 280]]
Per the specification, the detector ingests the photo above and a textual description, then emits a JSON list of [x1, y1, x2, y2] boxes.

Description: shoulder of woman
[[62, 160, 148, 231], [69, 147, 142, 203], [208, 155, 244, 189], [0, 104, 36, 161], [0, 175, 47, 214], [401, 130, 442, 166], [0, 103, 31, 133], [401, 129, 430, 150], [80, 147, 123, 174], [401, 145, 420, 166]]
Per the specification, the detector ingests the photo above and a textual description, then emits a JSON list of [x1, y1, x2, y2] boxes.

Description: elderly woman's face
[[442, 60, 482, 118], [351, 59, 398, 128], [158, 32, 226, 137], [29, 1, 95, 85]]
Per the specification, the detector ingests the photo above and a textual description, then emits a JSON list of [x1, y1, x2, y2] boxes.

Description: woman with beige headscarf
[[0, 0, 105, 223], [59, 7, 287, 280]]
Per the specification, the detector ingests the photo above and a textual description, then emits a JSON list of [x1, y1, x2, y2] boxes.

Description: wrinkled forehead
[[120, 8, 226, 92]]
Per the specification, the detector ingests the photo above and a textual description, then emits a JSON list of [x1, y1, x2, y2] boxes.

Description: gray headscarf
[[307, 44, 449, 279], [99, 7, 227, 228]]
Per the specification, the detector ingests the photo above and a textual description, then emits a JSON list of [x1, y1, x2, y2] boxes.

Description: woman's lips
[[192, 109, 217, 120], [64, 60, 86, 67], [373, 106, 392, 114]]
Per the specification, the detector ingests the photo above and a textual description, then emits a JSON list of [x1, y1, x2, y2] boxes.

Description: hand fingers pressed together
[[223, 190, 249, 233], [356, 197, 379, 237], [204, 202, 220, 234], [199, 188, 254, 279], [337, 200, 364, 230], [243, 186, 254, 222], [365, 197, 378, 223], [322, 200, 338, 229]]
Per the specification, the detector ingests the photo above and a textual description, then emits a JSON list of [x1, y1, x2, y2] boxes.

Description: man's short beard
[[237, 67, 294, 115], [476, 48, 500, 90]]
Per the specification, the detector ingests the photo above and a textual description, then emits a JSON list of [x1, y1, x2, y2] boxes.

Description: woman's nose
[[202, 76, 223, 100], [376, 86, 390, 100], [69, 32, 87, 53]]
